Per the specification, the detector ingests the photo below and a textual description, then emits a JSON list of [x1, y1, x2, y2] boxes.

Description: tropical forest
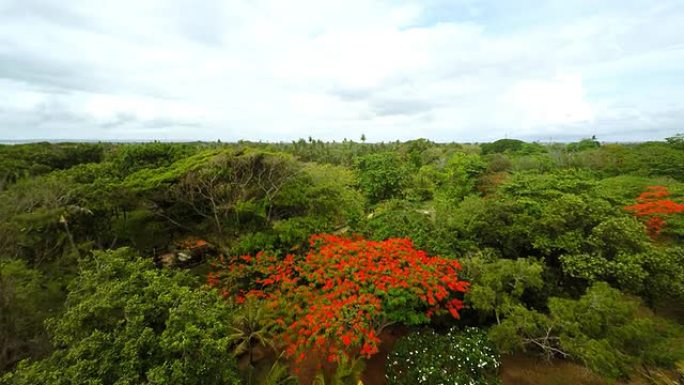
[[1, 136, 683, 385]]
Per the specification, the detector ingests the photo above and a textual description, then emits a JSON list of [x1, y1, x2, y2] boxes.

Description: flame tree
[[624, 185, 684, 237], [208, 234, 468, 365]]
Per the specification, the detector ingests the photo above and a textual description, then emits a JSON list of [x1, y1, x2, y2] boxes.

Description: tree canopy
[[1, 138, 683, 384]]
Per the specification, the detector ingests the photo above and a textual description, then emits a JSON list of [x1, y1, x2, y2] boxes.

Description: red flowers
[[208, 234, 468, 364], [624, 185, 684, 237]]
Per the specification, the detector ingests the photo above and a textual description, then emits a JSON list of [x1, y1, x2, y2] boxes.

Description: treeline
[[1, 136, 683, 384]]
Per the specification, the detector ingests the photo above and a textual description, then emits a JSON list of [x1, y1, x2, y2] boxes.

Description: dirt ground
[[500, 354, 680, 385], [500, 355, 609, 385], [360, 326, 408, 385]]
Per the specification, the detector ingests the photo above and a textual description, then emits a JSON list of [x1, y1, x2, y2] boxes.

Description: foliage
[[0, 143, 104, 190], [490, 282, 684, 379], [462, 256, 544, 324], [386, 327, 500, 385], [362, 199, 454, 255], [665, 133, 684, 149], [567, 138, 601, 152], [510, 154, 556, 172], [0, 260, 58, 372], [481, 139, 526, 155], [229, 296, 277, 366], [209, 234, 468, 367], [2, 138, 684, 382], [2, 248, 242, 385], [109, 142, 196, 174], [354, 152, 409, 204], [434, 152, 486, 205]]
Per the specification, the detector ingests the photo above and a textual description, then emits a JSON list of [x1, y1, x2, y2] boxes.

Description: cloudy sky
[[1, 0, 683, 142]]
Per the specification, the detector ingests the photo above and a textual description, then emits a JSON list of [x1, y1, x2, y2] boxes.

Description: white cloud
[[502, 74, 594, 128], [0, 0, 683, 141]]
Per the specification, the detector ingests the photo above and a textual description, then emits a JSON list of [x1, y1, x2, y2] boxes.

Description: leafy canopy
[[3, 248, 242, 385]]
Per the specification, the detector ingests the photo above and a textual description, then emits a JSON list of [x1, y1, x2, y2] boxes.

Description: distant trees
[[567, 138, 600, 152], [0, 143, 104, 191], [665, 133, 684, 149], [480, 139, 526, 155], [110, 142, 194, 174]]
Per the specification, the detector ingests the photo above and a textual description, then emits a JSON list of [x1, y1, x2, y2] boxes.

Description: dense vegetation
[[1, 136, 683, 384]]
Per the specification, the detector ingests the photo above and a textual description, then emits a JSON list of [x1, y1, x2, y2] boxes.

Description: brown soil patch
[[500, 355, 608, 385], [360, 326, 409, 385], [500, 354, 680, 385]]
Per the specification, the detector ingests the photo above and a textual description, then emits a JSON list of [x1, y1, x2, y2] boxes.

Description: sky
[[1, 0, 683, 143]]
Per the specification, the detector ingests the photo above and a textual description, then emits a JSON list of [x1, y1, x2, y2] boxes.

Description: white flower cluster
[[385, 327, 501, 385]]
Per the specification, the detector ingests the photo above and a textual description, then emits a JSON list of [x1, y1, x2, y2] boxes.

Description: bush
[[386, 327, 500, 385]]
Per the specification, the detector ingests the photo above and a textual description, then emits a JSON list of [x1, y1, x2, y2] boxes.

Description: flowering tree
[[624, 185, 684, 237], [208, 234, 468, 366]]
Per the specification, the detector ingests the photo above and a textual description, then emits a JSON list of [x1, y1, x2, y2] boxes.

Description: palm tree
[[229, 297, 278, 372]]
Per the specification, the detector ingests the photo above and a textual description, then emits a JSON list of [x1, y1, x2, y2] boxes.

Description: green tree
[[567, 138, 601, 152], [480, 139, 525, 155], [434, 152, 486, 205], [463, 256, 544, 324], [665, 133, 684, 150], [490, 282, 683, 380], [354, 152, 409, 204], [2, 248, 242, 385], [363, 199, 452, 255], [0, 260, 58, 373]]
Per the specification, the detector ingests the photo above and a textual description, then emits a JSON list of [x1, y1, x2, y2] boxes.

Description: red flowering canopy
[[208, 234, 468, 364], [624, 185, 684, 237]]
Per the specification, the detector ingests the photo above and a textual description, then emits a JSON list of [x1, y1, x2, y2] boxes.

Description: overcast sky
[[1, 0, 683, 142]]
